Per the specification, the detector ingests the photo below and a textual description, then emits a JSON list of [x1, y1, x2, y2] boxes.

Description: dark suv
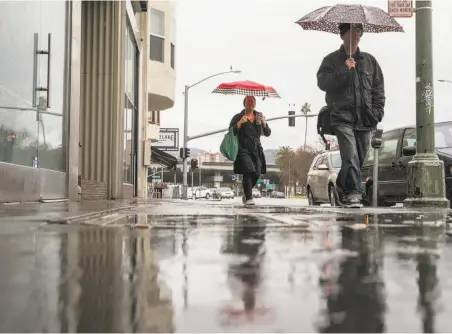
[[361, 121, 452, 207]]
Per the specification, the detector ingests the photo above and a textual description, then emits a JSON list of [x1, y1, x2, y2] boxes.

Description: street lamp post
[[181, 68, 241, 198], [404, 0, 449, 208]]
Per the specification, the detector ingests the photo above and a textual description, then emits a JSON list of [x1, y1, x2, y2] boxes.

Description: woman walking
[[229, 96, 271, 206]]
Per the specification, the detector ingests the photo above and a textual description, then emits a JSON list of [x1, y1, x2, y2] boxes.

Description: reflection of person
[[221, 218, 268, 323], [229, 96, 271, 206], [317, 23, 385, 208], [318, 227, 385, 333]]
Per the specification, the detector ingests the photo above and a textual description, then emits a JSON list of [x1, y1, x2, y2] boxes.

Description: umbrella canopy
[[296, 4, 404, 34], [212, 80, 281, 98]]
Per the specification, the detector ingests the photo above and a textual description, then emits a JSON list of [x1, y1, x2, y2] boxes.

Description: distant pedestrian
[[229, 96, 271, 206], [317, 23, 385, 208]]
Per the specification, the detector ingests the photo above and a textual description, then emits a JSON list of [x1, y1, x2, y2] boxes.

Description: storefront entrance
[[0, 1, 70, 202]]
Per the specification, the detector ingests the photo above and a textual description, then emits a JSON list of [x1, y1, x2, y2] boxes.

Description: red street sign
[[388, 0, 413, 18]]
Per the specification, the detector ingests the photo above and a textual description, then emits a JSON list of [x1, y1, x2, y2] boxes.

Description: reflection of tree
[[0, 123, 63, 170], [318, 227, 386, 333]]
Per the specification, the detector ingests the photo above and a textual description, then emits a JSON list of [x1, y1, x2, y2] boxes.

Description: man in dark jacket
[[317, 23, 385, 208]]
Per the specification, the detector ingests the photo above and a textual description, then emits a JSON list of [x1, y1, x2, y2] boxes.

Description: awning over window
[[151, 147, 178, 169]]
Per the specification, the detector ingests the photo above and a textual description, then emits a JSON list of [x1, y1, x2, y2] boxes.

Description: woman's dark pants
[[242, 173, 259, 200]]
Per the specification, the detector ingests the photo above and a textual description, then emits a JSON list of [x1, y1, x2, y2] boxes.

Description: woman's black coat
[[229, 110, 271, 175]]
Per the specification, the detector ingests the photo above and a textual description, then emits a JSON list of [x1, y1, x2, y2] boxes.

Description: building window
[[150, 35, 164, 62], [170, 43, 175, 69], [124, 24, 139, 186], [150, 8, 165, 62]]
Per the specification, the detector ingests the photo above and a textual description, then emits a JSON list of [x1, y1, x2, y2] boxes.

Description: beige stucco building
[[0, 0, 177, 202]]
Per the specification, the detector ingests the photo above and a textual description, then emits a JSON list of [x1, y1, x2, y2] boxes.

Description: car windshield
[[331, 153, 341, 168], [435, 122, 452, 148], [220, 188, 231, 191]]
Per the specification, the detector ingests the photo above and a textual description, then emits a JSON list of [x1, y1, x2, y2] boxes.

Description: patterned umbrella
[[212, 80, 281, 98], [295, 4, 404, 34]]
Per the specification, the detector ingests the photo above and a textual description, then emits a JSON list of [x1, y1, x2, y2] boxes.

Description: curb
[[46, 206, 134, 225]]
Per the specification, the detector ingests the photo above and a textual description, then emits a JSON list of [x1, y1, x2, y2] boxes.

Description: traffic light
[[179, 147, 191, 159], [288, 110, 295, 127], [190, 158, 198, 169]]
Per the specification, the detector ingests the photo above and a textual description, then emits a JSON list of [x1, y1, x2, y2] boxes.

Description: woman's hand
[[259, 114, 267, 127], [237, 115, 248, 127]]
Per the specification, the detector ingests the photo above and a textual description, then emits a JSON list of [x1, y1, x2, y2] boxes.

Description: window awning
[[151, 147, 178, 169]]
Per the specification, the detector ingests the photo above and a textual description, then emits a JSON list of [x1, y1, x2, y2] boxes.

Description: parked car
[[214, 187, 235, 199], [252, 188, 261, 198], [306, 151, 341, 206], [270, 191, 285, 199], [361, 121, 452, 207], [193, 186, 212, 200]]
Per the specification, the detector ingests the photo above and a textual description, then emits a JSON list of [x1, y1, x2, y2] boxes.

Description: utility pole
[[404, 0, 449, 208]]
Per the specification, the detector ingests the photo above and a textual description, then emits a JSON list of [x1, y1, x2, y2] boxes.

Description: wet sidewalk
[[1, 199, 452, 332]]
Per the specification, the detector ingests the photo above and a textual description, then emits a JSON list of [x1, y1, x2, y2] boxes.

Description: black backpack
[[317, 105, 334, 150]]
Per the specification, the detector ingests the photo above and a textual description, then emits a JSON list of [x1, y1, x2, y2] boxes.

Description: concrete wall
[[147, 1, 176, 112]]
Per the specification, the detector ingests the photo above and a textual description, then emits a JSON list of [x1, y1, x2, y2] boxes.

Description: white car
[[215, 187, 234, 199], [306, 151, 341, 206], [193, 186, 212, 199], [252, 188, 261, 198]]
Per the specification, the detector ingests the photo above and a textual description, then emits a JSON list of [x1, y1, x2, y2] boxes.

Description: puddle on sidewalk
[[0, 213, 451, 332]]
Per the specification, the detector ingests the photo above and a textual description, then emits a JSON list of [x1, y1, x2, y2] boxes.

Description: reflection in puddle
[[0, 213, 449, 332]]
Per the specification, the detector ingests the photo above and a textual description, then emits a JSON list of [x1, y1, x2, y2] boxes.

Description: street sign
[[266, 184, 276, 190], [153, 128, 179, 151], [388, 0, 413, 18], [257, 179, 263, 183], [152, 175, 161, 179]]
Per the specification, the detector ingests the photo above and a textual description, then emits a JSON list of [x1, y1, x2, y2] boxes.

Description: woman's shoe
[[245, 199, 255, 206]]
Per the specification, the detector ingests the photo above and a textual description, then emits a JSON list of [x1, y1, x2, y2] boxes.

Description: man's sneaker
[[245, 199, 255, 206], [335, 191, 363, 209], [346, 197, 363, 209]]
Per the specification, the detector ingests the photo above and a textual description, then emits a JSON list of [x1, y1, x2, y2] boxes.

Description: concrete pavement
[[0, 198, 451, 332]]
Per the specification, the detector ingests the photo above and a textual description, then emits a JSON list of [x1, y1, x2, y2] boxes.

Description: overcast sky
[[162, 0, 452, 152]]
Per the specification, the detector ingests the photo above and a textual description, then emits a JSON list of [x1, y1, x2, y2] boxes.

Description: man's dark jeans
[[335, 126, 372, 200]]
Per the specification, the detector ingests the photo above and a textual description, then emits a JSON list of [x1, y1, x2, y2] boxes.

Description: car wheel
[[206, 193, 210, 200], [329, 185, 338, 207], [307, 189, 319, 206]]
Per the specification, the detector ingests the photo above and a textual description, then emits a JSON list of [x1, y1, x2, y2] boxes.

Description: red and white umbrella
[[212, 80, 281, 99]]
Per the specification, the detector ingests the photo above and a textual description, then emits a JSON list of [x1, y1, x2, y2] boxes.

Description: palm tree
[[301, 102, 312, 150], [301, 102, 311, 115], [276, 146, 295, 196]]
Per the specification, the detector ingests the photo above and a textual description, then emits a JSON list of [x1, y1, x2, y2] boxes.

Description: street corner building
[[0, 0, 177, 203]]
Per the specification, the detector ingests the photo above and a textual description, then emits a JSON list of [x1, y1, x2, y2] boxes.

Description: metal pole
[[182, 85, 189, 198], [288, 160, 291, 198], [304, 116, 308, 151], [372, 148, 379, 207], [404, 0, 449, 208], [187, 113, 318, 142], [191, 171, 194, 195], [198, 167, 201, 186]]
